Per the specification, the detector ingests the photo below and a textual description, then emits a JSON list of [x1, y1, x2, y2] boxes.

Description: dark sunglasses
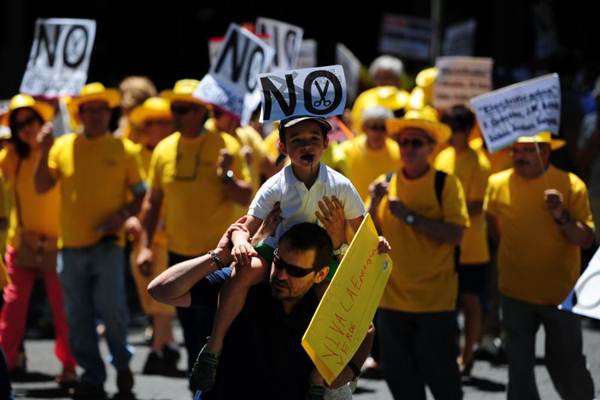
[[398, 138, 429, 148], [273, 248, 317, 278], [365, 123, 386, 132], [171, 104, 198, 114], [14, 114, 39, 131], [79, 105, 110, 114]]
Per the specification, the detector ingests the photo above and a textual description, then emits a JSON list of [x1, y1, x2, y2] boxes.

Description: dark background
[[1, 0, 599, 97]]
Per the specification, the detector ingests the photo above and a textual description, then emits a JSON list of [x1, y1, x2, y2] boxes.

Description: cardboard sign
[[296, 39, 317, 69], [195, 24, 275, 118], [470, 73, 561, 153], [259, 65, 347, 122], [379, 14, 432, 61], [208, 37, 223, 67], [255, 17, 303, 72], [442, 19, 477, 56], [336, 43, 361, 104], [560, 246, 600, 320], [302, 214, 393, 385], [433, 56, 493, 110], [20, 18, 96, 97]]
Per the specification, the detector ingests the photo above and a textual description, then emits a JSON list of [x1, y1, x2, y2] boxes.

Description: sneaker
[[116, 368, 134, 395], [56, 366, 78, 388], [189, 344, 220, 392], [71, 381, 106, 400]]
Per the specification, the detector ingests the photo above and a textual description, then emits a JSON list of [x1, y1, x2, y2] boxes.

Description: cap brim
[[386, 118, 451, 143], [281, 116, 332, 134]]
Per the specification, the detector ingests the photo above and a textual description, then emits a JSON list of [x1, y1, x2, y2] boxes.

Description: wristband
[[208, 250, 225, 270]]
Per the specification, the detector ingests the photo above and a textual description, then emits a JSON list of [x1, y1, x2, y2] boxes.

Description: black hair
[[278, 119, 328, 143], [278, 223, 333, 270], [441, 105, 475, 134], [8, 107, 44, 159]]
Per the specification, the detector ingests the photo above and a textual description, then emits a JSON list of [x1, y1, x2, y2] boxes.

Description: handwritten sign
[[336, 43, 361, 104], [259, 65, 347, 122], [195, 24, 274, 118], [560, 246, 600, 320], [296, 39, 317, 69], [470, 73, 561, 153], [255, 17, 303, 72], [442, 19, 477, 56], [433, 56, 492, 110], [379, 14, 432, 61], [302, 214, 393, 385], [20, 18, 96, 97]]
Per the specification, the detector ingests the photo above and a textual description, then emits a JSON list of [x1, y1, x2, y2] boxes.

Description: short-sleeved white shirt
[[248, 163, 366, 247]]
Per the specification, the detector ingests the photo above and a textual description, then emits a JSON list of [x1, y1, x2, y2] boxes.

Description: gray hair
[[368, 55, 404, 79], [362, 106, 394, 122]]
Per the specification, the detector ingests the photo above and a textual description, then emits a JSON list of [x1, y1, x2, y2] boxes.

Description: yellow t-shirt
[[48, 133, 144, 248], [435, 146, 490, 264], [485, 166, 594, 305], [148, 131, 250, 256], [0, 147, 60, 249], [339, 135, 401, 201], [375, 168, 469, 312]]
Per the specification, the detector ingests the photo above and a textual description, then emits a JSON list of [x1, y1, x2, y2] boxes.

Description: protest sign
[[442, 19, 476, 56], [336, 43, 361, 104], [256, 17, 303, 72], [259, 65, 346, 122], [433, 56, 492, 110], [560, 246, 600, 320], [20, 18, 96, 97], [296, 39, 317, 69], [302, 214, 392, 385], [195, 24, 274, 118], [379, 14, 432, 61], [470, 73, 561, 153]]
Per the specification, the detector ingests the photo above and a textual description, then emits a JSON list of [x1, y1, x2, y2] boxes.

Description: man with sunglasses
[[148, 221, 373, 400], [339, 106, 401, 201], [368, 109, 469, 400], [485, 133, 595, 400], [136, 79, 252, 376]]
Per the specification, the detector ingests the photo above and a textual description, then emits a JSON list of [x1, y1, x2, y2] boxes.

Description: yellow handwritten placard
[[301, 214, 392, 385]]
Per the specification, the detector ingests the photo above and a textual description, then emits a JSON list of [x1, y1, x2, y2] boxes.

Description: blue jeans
[[58, 239, 133, 386]]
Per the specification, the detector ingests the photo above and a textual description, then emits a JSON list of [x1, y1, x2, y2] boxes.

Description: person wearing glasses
[[339, 106, 401, 201], [486, 133, 595, 400], [147, 221, 374, 400], [0, 94, 77, 387], [35, 82, 145, 399], [368, 109, 469, 400], [136, 79, 252, 377]]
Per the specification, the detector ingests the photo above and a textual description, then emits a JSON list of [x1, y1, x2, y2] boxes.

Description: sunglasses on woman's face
[[14, 114, 39, 132], [272, 248, 317, 278], [398, 138, 429, 149]]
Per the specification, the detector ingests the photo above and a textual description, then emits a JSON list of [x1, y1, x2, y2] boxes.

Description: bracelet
[[347, 360, 361, 379], [208, 250, 225, 270]]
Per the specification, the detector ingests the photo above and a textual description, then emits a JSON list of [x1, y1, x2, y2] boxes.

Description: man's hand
[[136, 246, 153, 277], [388, 197, 410, 221], [544, 189, 565, 220], [368, 180, 388, 206], [36, 122, 54, 153], [124, 216, 143, 243], [377, 236, 392, 254], [217, 149, 234, 178], [316, 196, 346, 249]]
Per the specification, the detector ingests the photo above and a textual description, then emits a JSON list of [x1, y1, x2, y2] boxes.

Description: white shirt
[[248, 163, 366, 247]]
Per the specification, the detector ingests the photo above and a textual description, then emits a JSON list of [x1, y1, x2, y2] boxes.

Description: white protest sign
[[560, 247, 600, 320], [256, 17, 303, 72], [296, 39, 317, 69], [433, 56, 492, 110], [20, 18, 96, 97], [470, 73, 561, 153], [379, 14, 432, 61], [259, 65, 347, 122], [336, 43, 361, 104], [208, 37, 223, 67], [442, 19, 476, 56], [195, 24, 275, 118]]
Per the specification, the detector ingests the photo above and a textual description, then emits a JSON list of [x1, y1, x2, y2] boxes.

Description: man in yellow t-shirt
[[35, 82, 145, 398], [369, 110, 468, 400], [485, 133, 595, 400], [136, 79, 251, 375], [339, 106, 400, 201], [436, 105, 491, 374]]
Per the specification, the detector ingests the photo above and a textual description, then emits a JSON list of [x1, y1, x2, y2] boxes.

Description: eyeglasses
[[365, 124, 386, 132], [79, 105, 110, 114], [144, 119, 172, 127], [273, 248, 317, 278], [398, 138, 430, 148], [171, 104, 198, 114], [14, 114, 39, 131]]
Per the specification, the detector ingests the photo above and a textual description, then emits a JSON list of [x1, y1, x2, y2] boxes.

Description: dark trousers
[[168, 251, 216, 373], [0, 348, 13, 400], [377, 308, 462, 400], [502, 295, 595, 400]]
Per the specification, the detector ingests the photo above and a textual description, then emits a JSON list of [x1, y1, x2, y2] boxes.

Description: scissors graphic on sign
[[313, 80, 332, 107]]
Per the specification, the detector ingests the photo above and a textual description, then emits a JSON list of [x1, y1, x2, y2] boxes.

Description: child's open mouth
[[300, 154, 314, 162]]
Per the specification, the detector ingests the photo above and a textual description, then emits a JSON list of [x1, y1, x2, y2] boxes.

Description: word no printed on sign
[[259, 65, 347, 122], [255, 17, 303, 72], [20, 18, 96, 97], [470, 73, 561, 153]]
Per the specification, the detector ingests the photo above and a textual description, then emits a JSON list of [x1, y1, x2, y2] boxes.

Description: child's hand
[[252, 203, 282, 245], [232, 241, 258, 267], [377, 235, 392, 254], [316, 196, 346, 249]]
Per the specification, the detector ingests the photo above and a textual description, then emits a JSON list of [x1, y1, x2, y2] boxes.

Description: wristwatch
[[333, 243, 350, 257], [404, 212, 416, 225], [222, 169, 235, 183]]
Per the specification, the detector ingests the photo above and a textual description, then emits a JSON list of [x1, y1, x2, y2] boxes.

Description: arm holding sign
[[34, 123, 58, 193], [544, 188, 595, 248], [217, 149, 253, 207]]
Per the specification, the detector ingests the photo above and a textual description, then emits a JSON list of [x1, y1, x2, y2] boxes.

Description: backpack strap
[[434, 170, 447, 207]]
